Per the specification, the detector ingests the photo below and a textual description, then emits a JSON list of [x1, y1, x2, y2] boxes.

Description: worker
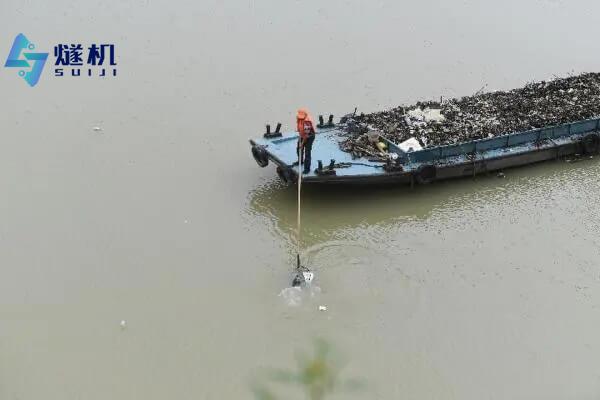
[[296, 108, 316, 174]]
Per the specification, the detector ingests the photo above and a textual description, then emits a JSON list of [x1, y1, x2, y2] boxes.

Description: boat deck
[[250, 127, 388, 181]]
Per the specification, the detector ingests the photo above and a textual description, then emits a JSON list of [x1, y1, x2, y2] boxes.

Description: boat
[[249, 117, 600, 185]]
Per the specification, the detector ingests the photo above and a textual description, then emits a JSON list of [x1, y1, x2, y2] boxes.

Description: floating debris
[[340, 73, 600, 157], [92, 126, 102, 132], [318, 305, 327, 311]]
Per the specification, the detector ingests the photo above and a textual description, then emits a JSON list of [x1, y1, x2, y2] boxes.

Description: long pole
[[296, 143, 303, 269]]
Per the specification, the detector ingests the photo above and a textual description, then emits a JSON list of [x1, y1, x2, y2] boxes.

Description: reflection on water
[[246, 157, 600, 250]]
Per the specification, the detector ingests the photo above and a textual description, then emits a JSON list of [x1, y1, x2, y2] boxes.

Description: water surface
[[1, 0, 600, 398]]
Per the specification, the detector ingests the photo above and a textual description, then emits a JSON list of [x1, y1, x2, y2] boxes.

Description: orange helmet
[[297, 108, 308, 119]]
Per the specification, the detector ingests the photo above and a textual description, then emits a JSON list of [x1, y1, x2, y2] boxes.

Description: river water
[[2, 0, 600, 399]]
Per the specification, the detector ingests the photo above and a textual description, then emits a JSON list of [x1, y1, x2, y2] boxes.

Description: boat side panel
[[408, 117, 600, 164]]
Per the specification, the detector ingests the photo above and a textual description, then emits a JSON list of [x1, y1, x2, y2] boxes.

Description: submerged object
[[292, 269, 314, 287], [249, 73, 600, 186]]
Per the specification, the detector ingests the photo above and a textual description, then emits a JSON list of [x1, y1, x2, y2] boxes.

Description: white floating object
[[318, 305, 327, 311], [120, 320, 126, 329], [302, 271, 314, 283], [93, 126, 102, 132]]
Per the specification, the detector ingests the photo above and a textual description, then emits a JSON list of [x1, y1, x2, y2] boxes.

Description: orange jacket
[[297, 116, 316, 140]]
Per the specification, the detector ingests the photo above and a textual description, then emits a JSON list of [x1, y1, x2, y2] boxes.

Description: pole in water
[[296, 143, 302, 269], [292, 142, 314, 287]]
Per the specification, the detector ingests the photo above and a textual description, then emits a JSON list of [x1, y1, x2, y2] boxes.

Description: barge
[[249, 117, 600, 185]]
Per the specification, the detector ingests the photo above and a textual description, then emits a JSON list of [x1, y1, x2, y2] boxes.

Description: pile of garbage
[[340, 72, 600, 158]]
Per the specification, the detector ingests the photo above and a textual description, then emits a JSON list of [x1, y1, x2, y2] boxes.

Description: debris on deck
[[340, 72, 600, 157]]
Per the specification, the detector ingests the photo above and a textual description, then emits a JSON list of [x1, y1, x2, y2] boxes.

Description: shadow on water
[[245, 157, 600, 248]]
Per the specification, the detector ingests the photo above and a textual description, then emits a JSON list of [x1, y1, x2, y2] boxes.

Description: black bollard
[[264, 122, 283, 138]]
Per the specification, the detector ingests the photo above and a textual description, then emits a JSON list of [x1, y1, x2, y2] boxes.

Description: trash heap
[[340, 72, 600, 158]]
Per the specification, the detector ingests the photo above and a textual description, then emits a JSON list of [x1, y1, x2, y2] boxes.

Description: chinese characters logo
[[54, 43, 117, 77], [4, 33, 48, 87], [4, 33, 118, 87]]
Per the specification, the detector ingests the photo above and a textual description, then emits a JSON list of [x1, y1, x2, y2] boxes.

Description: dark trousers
[[297, 134, 315, 173]]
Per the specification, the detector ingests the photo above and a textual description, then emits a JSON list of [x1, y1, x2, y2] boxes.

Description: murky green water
[[2, 0, 600, 398]]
